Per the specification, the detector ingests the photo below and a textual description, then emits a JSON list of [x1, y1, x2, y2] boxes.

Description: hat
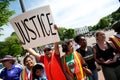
[[43, 45, 52, 52], [0, 55, 16, 63]]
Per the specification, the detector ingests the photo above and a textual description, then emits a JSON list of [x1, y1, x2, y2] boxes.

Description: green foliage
[[91, 7, 120, 31], [0, 0, 15, 35], [64, 28, 75, 39], [0, 32, 24, 58], [98, 18, 109, 29], [58, 27, 67, 41], [111, 7, 120, 23], [58, 27, 75, 41]]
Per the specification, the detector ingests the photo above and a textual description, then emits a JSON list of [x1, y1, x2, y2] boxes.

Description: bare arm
[[20, 40, 41, 61], [61, 58, 73, 80], [26, 48, 40, 61], [108, 41, 119, 53], [54, 42, 60, 55], [53, 24, 60, 56], [93, 45, 116, 64], [93, 46, 104, 64]]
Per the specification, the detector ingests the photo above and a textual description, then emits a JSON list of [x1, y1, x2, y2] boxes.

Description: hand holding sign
[[10, 5, 60, 49]]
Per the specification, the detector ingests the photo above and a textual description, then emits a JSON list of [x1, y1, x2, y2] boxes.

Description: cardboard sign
[[9, 5, 60, 49]]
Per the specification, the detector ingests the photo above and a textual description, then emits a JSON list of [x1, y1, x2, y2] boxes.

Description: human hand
[[104, 58, 116, 64], [54, 24, 58, 30], [19, 40, 25, 45]]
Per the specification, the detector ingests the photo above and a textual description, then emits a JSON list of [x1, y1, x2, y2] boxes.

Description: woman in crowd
[[20, 55, 35, 80], [93, 30, 120, 80], [32, 63, 47, 80], [74, 34, 98, 80], [61, 39, 92, 80], [0, 55, 23, 80]]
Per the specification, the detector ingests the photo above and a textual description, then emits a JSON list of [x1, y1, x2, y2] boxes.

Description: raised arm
[[26, 48, 40, 61], [53, 24, 60, 55], [54, 42, 60, 55]]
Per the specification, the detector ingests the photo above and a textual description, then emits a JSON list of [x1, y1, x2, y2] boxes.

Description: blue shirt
[[0, 64, 23, 80]]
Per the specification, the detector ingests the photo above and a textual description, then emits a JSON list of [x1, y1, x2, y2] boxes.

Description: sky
[[0, 0, 120, 41]]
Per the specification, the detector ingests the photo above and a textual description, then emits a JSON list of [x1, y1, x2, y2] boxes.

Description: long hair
[[23, 55, 33, 65], [62, 40, 73, 52]]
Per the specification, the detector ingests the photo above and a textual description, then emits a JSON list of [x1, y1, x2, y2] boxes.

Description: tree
[[98, 18, 109, 29], [0, 0, 15, 36], [58, 27, 75, 41], [65, 28, 75, 39], [0, 32, 24, 58], [111, 7, 120, 23], [90, 7, 120, 31]]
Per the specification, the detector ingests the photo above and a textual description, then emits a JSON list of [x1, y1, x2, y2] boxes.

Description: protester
[[61, 39, 92, 80], [109, 20, 120, 52], [20, 55, 35, 80], [32, 63, 47, 80], [93, 30, 120, 80], [26, 25, 66, 80], [0, 55, 23, 80], [74, 34, 98, 80]]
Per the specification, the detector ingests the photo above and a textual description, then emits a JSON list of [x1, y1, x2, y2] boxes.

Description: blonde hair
[[95, 30, 105, 41]]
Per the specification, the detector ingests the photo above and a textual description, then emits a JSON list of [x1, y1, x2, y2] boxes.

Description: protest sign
[[9, 5, 60, 49]]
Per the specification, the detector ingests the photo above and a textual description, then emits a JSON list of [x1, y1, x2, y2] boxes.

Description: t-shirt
[[65, 53, 74, 73], [76, 46, 96, 70], [39, 53, 61, 66], [0, 64, 23, 80]]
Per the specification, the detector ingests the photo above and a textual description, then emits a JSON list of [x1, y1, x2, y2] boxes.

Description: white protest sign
[[9, 5, 60, 49]]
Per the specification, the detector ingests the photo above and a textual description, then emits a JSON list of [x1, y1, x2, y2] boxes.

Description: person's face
[[67, 42, 74, 53], [25, 57, 35, 69], [97, 32, 106, 41], [35, 69, 44, 77], [79, 37, 87, 47], [2, 60, 10, 68], [44, 49, 52, 58]]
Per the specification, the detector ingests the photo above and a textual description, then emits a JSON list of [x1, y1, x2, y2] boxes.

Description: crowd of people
[[0, 21, 120, 80]]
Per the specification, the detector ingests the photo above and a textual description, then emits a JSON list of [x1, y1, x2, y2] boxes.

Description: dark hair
[[62, 40, 73, 52], [74, 34, 83, 44], [111, 20, 120, 32], [23, 55, 33, 65], [32, 63, 44, 80]]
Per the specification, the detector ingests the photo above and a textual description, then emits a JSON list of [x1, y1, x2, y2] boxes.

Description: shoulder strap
[[106, 41, 111, 47], [94, 44, 101, 58], [21, 69, 28, 80]]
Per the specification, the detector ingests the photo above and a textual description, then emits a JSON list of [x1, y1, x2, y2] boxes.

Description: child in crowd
[[32, 63, 47, 80]]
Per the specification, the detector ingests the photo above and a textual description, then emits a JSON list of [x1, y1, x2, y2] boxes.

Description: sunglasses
[[43, 48, 51, 52]]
